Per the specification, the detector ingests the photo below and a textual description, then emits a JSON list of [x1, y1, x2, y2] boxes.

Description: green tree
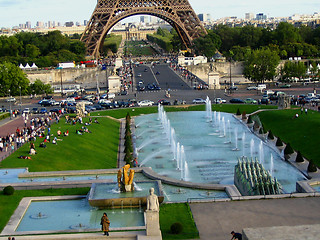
[[25, 44, 40, 58], [193, 30, 221, 57], [274, 22, 301, 45], [29, 79, 53, 95], [0, 62, 29, 97], [280, 61, 307, 82], [243, 47, 280, 83]]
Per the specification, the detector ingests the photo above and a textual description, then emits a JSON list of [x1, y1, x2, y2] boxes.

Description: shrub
[[236, 108, 241, 116], [276, 137, 283, 147], [170, 222, 183, 234], [307, 160, 318, 172], [268, 130, 274, 140], [247, 115, 253, 124], [3, 185, 14, 195], [295, 151, 304, 162], [284, 143, 294, 155]]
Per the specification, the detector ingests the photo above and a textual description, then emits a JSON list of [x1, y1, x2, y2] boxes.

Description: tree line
[[0, 31, 86, 68]]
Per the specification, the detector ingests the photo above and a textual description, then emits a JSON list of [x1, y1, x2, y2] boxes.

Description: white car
[[214, 98, 226, 104], [6, 97, 16, 102], [192, 98, 206, 104], [49, 100, 60, 106], [23, 108, 30, 114], [247, 86, 257, 90], [79, 100, 93, 105], [138, 100, 154, 107]]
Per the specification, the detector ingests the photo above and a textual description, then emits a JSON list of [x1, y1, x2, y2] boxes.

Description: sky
[[0, 0, 319, 28]]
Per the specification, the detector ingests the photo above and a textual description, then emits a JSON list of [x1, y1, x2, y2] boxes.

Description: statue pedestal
[[145, 210, 162, 237], [208, 72, 220, 90]]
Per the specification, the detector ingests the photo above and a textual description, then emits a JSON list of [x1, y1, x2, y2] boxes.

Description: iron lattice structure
[[81, 0, 207, 57]]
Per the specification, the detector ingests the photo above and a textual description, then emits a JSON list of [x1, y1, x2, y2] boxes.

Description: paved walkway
[[190, 197, 320, 240], [0, 116, 26, 161]]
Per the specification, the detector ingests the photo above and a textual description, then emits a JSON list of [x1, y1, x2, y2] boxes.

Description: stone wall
[[25, 68, 108, 89]]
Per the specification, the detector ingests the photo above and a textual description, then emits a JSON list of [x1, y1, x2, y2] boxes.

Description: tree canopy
[[0, 31, 86, 68]]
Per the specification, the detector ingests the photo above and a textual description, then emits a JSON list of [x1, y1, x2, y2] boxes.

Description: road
[[0, 63, 319, 111]]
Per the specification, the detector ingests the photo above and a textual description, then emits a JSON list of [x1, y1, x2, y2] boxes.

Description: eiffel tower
[[81, 0, 207, 57]]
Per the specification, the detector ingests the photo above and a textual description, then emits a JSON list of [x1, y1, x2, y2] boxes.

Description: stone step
[[0, 231, 144, 240]]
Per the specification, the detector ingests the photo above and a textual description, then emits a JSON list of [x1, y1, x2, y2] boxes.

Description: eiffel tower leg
[[81, 0, 207, 57]]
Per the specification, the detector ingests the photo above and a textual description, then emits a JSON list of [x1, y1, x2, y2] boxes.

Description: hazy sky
[[0, 0, 319, 28]]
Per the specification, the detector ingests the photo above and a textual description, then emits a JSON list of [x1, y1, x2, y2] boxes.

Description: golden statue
[[117, 164, 135, 192]]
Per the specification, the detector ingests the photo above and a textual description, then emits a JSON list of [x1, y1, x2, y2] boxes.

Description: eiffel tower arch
[[81, 0, 207, 57]]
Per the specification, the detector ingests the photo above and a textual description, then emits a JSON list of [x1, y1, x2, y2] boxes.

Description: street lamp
[[8, 89, 12, 120], [19, 86, 22, 114]]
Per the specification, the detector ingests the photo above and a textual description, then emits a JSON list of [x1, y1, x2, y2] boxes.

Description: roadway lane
[[151, 64, 191, 90]]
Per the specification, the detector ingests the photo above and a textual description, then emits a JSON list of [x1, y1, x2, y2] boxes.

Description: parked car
[[214, 98, 226, 104], [93, 104, 104, 110], [49, 100, 60, 106], [244, 98, 258, 104], [280, 83, 291, 88], [229, 86, 238, 91], [229, 98, 245, 103], [260, 98, 271, 104], [31, 107, 39, 114], [65, 106, 76, 113], [153, 83, 161, 90], [23, 108, 30, 114], [137, 100, 154, 107], [147, 84, 155, 90], [40, 100, 52, 106], [39, 107, 48, 114], [6, 97, 16, 102], [192, 98, 206, 104], [158, 99, 171, 105], [50, 108, 61, 113]]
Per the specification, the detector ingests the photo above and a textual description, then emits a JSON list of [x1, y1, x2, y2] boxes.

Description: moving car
[[192, 98, 206, 104], [247, 86, 257, 90], [137, 100, 154, 107], [229, 98, 245, 103], [244, 98, 257, 104], [39, 107, 48, 114], [23, 108, 30, 114], [214, 98, 226, 104]]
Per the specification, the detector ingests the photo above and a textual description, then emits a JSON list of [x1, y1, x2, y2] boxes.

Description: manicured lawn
[[0, 188, 90, 232], [91, 104, 277, 119], [160, 203, 199, 240], [0, 116, 119, 172], [124, 40, 156, 56], [258, 109, 320, 166]]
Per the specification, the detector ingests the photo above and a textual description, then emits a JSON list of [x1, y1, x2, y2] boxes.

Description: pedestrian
[[305, 108, 308, 115], [231, 231, 242, 240], [100, 212, 110, 236]]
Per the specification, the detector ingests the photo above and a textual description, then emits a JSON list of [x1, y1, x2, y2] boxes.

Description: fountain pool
[[135, 110, 306, 193], [16, 199, 144, 232]]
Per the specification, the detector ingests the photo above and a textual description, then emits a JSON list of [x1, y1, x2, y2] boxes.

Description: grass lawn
[[258, 109, 320, 166], [0, 116, 119, 172], [124, 41, 155, 56], [91, 104, 277, 119], [0, 188, 90, 232], [160, 203, 199, 240]]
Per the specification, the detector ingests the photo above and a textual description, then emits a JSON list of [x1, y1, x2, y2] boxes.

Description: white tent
[[19, 63, 25, 69], [25, 63, 31, 69], [30, 63, 38, 69]]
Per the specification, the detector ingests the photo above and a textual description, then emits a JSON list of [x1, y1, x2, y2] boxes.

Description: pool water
[[17, 199, 145, 232], [135, 111, 306, 193]]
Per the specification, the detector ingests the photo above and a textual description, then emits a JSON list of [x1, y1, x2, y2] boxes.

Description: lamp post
[[8, 89, 12, 120], [19, 86, 22, 114]]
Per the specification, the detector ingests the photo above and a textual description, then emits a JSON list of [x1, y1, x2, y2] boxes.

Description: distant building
[[65, 21, 74, 27], [198, 14, 207, 22], [84, 20, 88, 26], [256, 13, 267, 21], [26, 21, 31, 29], [140, 16, 148, 23], [245, 13, 254, 20], [36, 21, 44, 28]]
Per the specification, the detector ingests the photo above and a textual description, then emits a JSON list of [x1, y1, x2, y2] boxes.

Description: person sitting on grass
[[18, 155, 31, 159], [64, 129, 69, 136], [76, 129, 83, 135], [39, 142, 46, 148], [52, 137, 57, 144], [57, 130, 61, 136], [29, 148, 37, 155], [94, 118, 100, 124]]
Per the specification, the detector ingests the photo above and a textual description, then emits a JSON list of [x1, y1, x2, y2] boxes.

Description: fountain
[[205, 96, 212, 122], [30, 212, 48, 219], [117, 164, 135, 192], [232, 128, 240, 151], [88, 165, 164, 209], [134, 101, 305, 193]]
